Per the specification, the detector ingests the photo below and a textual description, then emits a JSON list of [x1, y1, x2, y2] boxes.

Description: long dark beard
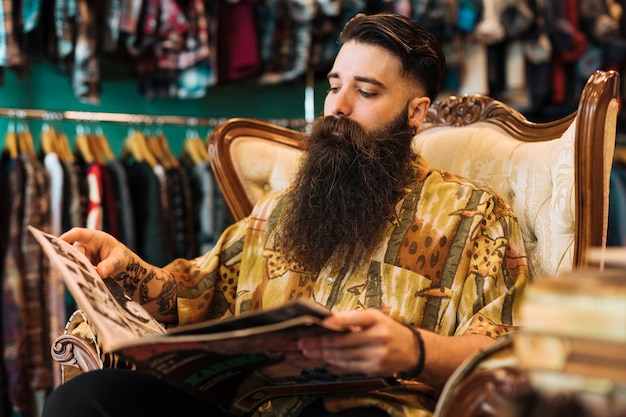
[[278, 110, 416, 272]]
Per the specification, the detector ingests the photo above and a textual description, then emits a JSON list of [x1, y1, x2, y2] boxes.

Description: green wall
[[0, 59, 327, 156]]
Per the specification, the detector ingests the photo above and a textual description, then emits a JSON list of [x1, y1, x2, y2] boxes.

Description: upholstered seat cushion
[[414, 120, 577, 279]]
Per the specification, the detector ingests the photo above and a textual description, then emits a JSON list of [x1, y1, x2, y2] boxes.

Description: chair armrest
[[436, 366, 530, 417], [434, 335, 530, 417], [50, 310, 103, 383], [51, 334, 102, 375]]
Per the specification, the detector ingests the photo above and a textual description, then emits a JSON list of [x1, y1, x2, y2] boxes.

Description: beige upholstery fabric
[[231, 119, 578, 281], [414, 120, 577, 280], [231, 136, 303, 204]]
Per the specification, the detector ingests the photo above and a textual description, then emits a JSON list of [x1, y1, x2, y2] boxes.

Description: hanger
[[182, 118, 209, 164], [120, 128, 157, 167], [155, 129, 179, 169], [143, 121, 171, 169], [16, 111, 37, 160], [41, 123, 57, 156], [42, 111, 74, 162], [56, 130, 75, 163], [75, 124, 95, 164], [93, 125, 115, 164], [41, 112, 62, 157], [4, 111, 19, 158]]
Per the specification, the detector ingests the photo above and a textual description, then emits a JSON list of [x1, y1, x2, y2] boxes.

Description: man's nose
[[327, 91, 351, 117]]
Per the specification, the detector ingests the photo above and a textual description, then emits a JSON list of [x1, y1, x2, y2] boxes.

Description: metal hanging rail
[[0, 107, 309, 129]]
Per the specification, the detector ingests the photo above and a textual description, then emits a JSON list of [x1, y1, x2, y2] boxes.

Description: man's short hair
[[338, 13, 447, 102]]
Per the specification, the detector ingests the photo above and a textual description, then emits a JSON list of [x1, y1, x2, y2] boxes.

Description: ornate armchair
[[51, 70, 621, 414]]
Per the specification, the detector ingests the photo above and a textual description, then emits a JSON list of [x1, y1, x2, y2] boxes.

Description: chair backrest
[[207, 70, 620, 280], [415, 70, 619, 279], [208, 118, 306, 221]]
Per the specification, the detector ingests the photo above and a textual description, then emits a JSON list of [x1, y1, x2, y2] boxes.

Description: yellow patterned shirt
[[164, 156, 530, 417]]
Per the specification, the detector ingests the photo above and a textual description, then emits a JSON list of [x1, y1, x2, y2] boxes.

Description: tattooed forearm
[[113, 255, 178, 322]]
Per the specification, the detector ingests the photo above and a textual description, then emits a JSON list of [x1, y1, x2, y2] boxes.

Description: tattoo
[[137, 268, 159, 304], [112, 258, 121, 270], [114, 257, 145, 295], [156, 277, 177, 317], [112, 256, 177, 321]]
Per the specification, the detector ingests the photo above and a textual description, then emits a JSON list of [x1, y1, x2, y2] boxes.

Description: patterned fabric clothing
[[1, 156, 31, 416], [22, 0, 41, 33], [54, 0, 76, 57], [164, 156, 530, 417], [1, 0, 27, 68], [86, 162, 104, 230], [73, 0, 100, 104], [145, 0, 211, 70], [19, 153, 53, 393], [1, 152, 53, 417]]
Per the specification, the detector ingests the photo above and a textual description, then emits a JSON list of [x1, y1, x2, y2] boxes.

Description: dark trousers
[[43, 369, 390, 417]]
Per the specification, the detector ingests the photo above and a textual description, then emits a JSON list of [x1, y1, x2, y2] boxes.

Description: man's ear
[[407, 96, 431, 131]]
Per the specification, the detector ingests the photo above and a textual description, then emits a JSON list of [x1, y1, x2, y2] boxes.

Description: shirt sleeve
[[453, 191, 530, 338], [163, 218, 249, 326]]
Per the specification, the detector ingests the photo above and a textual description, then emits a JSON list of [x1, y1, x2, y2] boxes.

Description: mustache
[[306, 116, 375, 155]]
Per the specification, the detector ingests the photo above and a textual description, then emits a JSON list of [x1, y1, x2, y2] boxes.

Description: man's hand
[[297, 308, 497, 388], [61, 227, 131, 278], [60, 227, 178, 323], [297, 309, 420, 377]]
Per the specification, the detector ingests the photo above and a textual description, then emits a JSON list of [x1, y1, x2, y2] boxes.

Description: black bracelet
[[396, 323, 425, 380]]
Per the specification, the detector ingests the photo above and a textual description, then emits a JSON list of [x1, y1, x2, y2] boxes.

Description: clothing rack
[[0, 107, 309, 129]]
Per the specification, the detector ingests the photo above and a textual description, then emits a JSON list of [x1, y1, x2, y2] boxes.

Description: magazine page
[[30, 225, 399, 412], [166, 298, 333, 337], [112, 317, 398, 415], [28, 226, 166, 352]]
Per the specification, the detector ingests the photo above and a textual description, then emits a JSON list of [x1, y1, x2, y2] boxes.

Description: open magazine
[[29, 226, 398, 415]]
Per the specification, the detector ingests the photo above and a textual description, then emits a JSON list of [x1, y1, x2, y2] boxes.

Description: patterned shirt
[[164, 156, 530, 417]]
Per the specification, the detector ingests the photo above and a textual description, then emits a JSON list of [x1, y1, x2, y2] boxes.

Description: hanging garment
[[54, 0, 77, 62], [107, 160, 137, 251], [85, 162, 104, 230], [217, 0, 261, 83], [0, 0, 28, 74], [1, 151, 53, 417], [1, 155, 30, 417], [125, 160, 174, 266], [73, 0, 101, 104], [546, 0, 588, 104], [42, 152, 66, 388], [101, 162, 121, 240]]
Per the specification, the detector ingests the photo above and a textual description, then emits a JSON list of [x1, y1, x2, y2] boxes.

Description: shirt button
[[326, 277, 334, 285]]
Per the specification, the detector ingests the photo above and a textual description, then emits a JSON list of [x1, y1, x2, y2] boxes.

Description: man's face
[[277, 40, 433, 271], [323, 40, 426, 133]]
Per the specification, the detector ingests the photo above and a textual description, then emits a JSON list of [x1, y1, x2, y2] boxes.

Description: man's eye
[[327, 87, 340, 93], [360, 90, 376, 98]]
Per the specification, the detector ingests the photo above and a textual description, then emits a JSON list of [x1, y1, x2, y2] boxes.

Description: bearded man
[[44, 12, 529, 417]]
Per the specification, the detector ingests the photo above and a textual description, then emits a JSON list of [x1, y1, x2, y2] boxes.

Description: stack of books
[[514, 247, 626, 385]]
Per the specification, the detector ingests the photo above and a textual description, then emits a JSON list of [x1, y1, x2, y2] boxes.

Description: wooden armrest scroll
[[438, 366, 531, 417], [51, 334, 102, 373]]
